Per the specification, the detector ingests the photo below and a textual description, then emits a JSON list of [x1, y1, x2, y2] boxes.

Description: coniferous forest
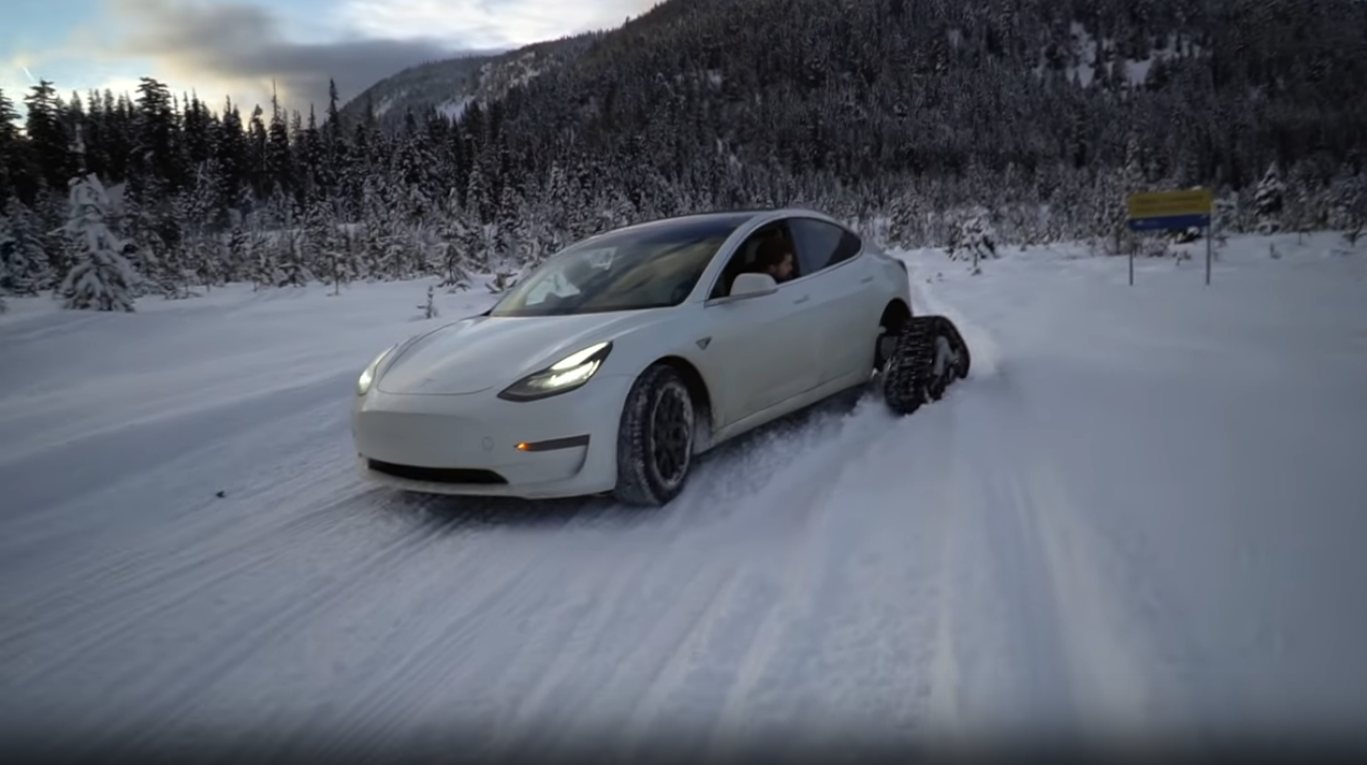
[[1, 0, 1365, 311]]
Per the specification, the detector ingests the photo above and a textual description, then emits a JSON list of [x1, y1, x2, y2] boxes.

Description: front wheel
[[882, 316, 970, 416], [613, 363, 696, 507]]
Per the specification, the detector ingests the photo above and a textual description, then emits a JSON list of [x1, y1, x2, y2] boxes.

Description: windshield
[[489, 216, 746, 317]]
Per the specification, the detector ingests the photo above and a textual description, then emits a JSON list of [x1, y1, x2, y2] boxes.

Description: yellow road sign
[[1126, 188, 1213, 220]]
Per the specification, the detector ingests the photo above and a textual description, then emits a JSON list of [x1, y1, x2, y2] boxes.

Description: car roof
[[619, 210, 767, 232], [614, 207, 837, 233]]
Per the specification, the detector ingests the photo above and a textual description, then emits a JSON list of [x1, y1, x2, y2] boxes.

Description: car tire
[[613, 363, 696, 507], [882, 316, 969, 416]]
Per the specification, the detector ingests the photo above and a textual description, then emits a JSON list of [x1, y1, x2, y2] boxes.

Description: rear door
[[786, 217, 874, 384]]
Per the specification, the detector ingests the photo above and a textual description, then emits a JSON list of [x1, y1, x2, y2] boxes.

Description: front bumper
[[351, 374, 634, 499]]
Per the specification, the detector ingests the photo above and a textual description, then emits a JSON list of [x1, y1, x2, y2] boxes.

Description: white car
[[351, 208, 970, 506]]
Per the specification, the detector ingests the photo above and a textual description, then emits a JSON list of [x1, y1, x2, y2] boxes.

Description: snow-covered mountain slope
[[1, 232, 1365, 758], [337, 34, 598, 129]]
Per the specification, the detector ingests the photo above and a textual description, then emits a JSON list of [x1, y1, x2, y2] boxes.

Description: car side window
[[709, 222, 795, 299], [789, 218, 862, 276]]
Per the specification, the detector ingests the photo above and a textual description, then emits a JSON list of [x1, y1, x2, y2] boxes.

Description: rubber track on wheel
[[882, 317, 938, 416]]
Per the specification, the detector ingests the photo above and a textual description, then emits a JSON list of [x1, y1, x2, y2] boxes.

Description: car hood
[[377, 311, 647, 395]]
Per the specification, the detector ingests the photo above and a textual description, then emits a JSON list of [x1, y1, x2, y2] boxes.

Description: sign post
[[1124, 188, 1214, 285]]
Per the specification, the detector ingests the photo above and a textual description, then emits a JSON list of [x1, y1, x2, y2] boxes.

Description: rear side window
[[789, 218, 862, 275]]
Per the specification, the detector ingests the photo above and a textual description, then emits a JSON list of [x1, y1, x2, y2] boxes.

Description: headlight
[[357, 346, 395, 396], [498, 341, 612, 402]]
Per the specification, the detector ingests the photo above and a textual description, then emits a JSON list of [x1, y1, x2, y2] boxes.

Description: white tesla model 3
[[351, 208, 970, 506]]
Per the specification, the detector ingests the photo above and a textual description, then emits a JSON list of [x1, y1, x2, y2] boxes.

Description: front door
[[696, 221, 820, 425]]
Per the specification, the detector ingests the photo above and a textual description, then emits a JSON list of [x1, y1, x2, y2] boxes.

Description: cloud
[[100, 0, 484, 112], [340, 0, 662, 49], [5, 0, 662, 118]]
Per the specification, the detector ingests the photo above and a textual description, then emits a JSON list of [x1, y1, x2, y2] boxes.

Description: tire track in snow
[[0, 457, 377, 660], [618, 573, 786, 763], [226, 536, 566, 758], [610, 569, 750, 759], [475, 540, 692, 758], [914, 394, 971, 741], [669, 393, 899, 565], [963, 394, 1078, 727], [87, 495, 461, 754], [0, 388, 360, 597], [452, 573, 636, 760], [897, 263, 1130, 737], [0, 312, 103, 345], [699, 437, 929, 759], [547, 567, 740, 753], [1005, 375, 1234, 743], [901, 312, 1079, 730], [695, 431, 868, 758], [507, 564, 739, 761], [904, 267, 1178, 741], [983, 361, 1225, 743], [768, 412, 962, 759]]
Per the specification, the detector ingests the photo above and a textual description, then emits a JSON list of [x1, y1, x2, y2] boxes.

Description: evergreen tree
[[0, 203, 51, 293], [24, 81, 73, 193], [1254, 162, 1285, 234], [0, 88, 22, 211], [59, 174, 138, 311]]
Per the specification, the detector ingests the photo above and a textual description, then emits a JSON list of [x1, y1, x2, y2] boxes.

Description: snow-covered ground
[[2, 232, 1365, 758]]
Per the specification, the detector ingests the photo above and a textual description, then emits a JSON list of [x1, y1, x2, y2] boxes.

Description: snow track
[[4, 235, 1367, 757]]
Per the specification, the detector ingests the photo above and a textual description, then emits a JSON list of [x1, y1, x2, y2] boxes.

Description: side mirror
[[728, 272, 778, 299]]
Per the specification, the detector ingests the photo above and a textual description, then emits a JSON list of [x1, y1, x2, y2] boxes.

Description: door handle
[[793, 295, 810, 304], [860, 276, 874, 283]]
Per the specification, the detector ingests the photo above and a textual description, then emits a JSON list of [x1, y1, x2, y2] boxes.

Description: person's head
[[757, 237, 795, 281]]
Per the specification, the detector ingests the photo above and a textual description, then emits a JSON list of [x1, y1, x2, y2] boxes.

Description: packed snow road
[[2, 233, 1366, 759]]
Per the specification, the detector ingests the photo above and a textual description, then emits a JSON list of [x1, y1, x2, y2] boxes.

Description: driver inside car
[[754, 237, 796, 283]]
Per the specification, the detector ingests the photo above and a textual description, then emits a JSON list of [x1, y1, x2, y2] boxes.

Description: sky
[[2, 0, 659, 116]]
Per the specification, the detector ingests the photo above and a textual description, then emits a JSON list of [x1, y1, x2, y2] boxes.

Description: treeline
[[1, 0, 1365, 311]]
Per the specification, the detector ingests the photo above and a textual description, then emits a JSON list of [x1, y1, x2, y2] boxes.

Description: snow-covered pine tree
[[259, 189, 307, 287], [542, 161, 570, 237], [407, 221, 436, 279], [436, 190, 472, 291], [302, 197, 333, 272], [607, 190, 635, 229], [464, 161, 490, 227], [224, 221, 249, 283], [0, 204, 50, 294], [1328, 168, 1364, 247], [493, 182, 521, 269], [243, 203, 281, 290], [59, 173, 138, 311], [486, 268, 518, 294], [949, 207, 997, 274], [249, 235, 279, 291], [361, 178, 409, 280], [185, 159, 226, 291], [1254, 162, 1285, 234], [332, 227, 359, 295], [1213, 192, 1237, 248], [1285, 163, 1318, 244], [460, 213, 489, 276], [886, 191, 916, 248], [305, 199, 353, 295], [1116, 133, 1149, 255]]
